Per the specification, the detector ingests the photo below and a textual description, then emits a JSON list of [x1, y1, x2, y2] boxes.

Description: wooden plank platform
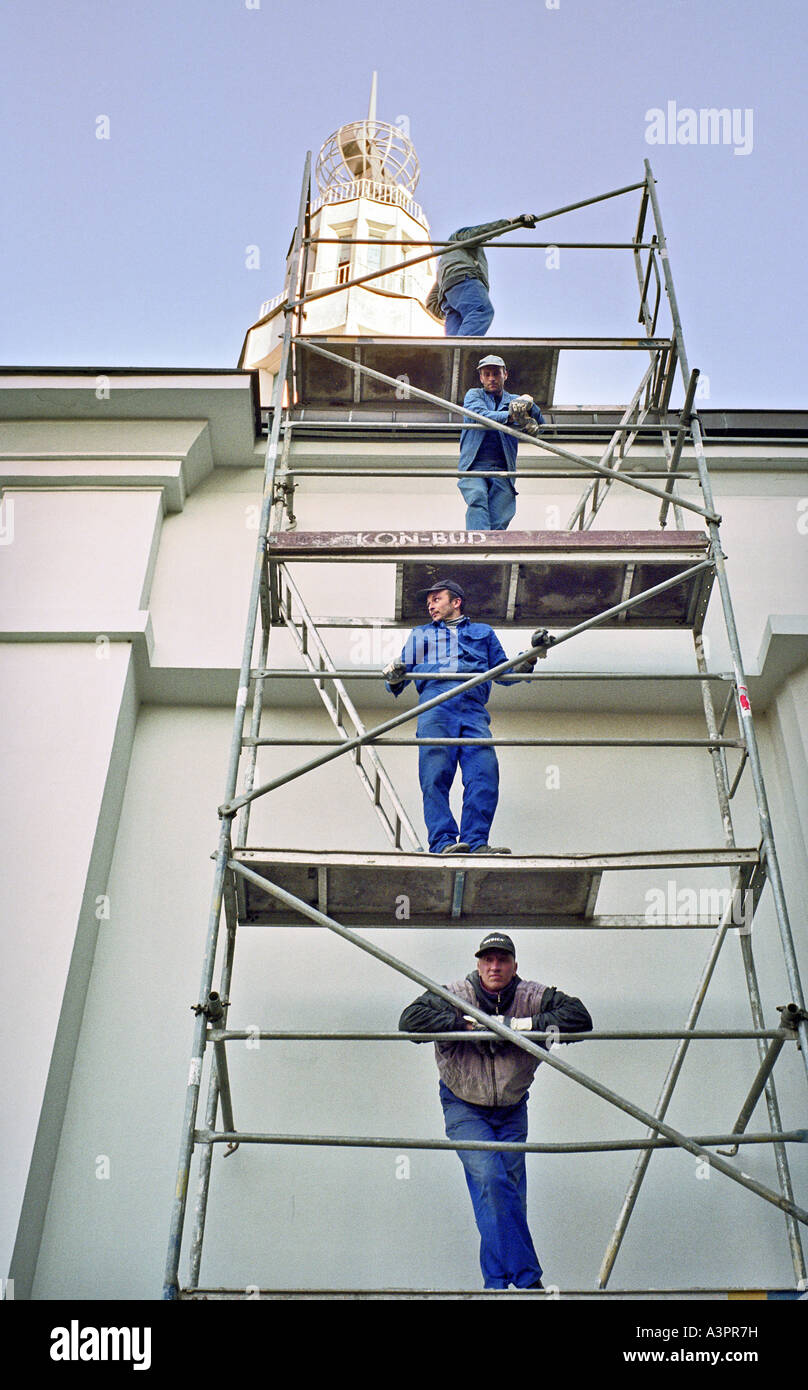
[[266, 530, 714, 629], [231, 848, 758, 928]]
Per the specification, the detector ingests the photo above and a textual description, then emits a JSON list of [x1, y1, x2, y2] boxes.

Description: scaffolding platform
[[180, 1285, 805, 1301], [267, 530, 714, 629], [231, 847, 759, 927], [166, 163, 808, 1302], [292, 335, 675, 415]]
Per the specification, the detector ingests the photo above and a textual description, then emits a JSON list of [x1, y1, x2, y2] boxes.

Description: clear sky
[[2, 0, 805, 406]]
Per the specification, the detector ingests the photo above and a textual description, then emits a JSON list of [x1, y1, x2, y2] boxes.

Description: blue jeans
[[439, 1081, 543, 1289], [417, 703, 498, 851], [442, 278, 495, 336], [457, 469, 516, 530]]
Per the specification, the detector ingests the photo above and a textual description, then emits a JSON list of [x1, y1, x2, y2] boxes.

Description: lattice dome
[[315, 120, 420, 197]]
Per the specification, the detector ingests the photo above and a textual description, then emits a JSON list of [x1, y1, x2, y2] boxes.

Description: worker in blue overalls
[[458, 355, 545, 531], [384, 580, 547, 854]]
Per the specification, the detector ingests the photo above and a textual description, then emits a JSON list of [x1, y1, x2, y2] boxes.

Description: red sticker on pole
[[737, 684, 752, 716]]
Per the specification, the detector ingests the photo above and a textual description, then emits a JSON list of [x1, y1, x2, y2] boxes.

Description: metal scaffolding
[[163, 158, 807, 1299]]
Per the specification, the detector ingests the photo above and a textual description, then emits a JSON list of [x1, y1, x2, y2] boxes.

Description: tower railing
[[312, 179, 424, 220]]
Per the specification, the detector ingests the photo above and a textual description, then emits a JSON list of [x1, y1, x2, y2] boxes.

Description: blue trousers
[[439, 1081, 543, 1289], [457, 469, 516, 530], [417, 703, 498, 852], [442, 278, 495, 336]]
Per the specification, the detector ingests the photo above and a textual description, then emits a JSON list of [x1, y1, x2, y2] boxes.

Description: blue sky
[[2, 0, 805, 406]]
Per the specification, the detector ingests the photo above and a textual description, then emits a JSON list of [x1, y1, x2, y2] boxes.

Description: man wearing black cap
[[399, 935, 592, 1290], [384, 582, 545, 854]]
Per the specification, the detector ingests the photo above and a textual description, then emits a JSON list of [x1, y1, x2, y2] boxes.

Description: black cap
[[417, 578, 465, 601], [475, 933, 516, 958]]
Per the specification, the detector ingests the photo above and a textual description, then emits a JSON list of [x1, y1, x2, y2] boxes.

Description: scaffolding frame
[[163, 159, 808, 1299]]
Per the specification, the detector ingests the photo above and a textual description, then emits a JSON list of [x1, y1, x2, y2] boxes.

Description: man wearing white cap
[[400, 934, 592, 1290], [458, 356, 545, 530]]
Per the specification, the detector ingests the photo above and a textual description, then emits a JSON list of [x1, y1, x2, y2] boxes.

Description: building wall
[[3, 403, 807, 1298]]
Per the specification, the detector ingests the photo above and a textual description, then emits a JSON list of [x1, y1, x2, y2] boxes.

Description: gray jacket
[[426, 218, 512, 320], [397, 978, 592, 1106], [400, 974, 593, 1106], [434, 976, 548, 1105]]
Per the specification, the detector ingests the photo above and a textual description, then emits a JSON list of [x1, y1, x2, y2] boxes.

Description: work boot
[[471, 845, 512, 855], [439, 842, 471, 854]]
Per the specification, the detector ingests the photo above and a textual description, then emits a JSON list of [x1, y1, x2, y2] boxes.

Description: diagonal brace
[[297, 338, 720, 524], [290, 180, 647, 310], [222, 557, 713, 815], [228, 860, 808, 1228]]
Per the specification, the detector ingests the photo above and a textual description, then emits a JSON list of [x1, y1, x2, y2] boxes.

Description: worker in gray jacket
[[426, 214, 537, 336], [400, 933, 592, 1290]]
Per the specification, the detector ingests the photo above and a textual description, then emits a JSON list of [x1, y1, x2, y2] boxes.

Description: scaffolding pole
[[166, 159, 808, 1298], [162, 153, 312, 1300], [642, 158, 808, 1074], [288, 179, 647, 310], [225, 558, 714, 816], [294, 338, 720, 524], [226, 860, 808, 1230]]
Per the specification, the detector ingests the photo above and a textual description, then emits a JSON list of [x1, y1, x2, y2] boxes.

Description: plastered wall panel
[[1, 489, 162, 610], [0, 643, 132, 1277]]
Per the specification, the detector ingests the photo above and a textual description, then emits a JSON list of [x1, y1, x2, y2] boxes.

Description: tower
[[240, 75, 441, 406]]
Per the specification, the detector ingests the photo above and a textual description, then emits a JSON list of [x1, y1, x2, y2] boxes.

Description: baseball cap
[[475, 933, 516, 958], [417, 579, 466, 601], [477, 354, 507, 370]]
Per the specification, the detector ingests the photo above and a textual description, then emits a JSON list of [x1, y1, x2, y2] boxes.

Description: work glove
[[531, 628, 551, 652], [507, 394, 533, 422], [462, 1015, 493, 1046], [504, 1016, 534, 1031], [383, 658, 407, 690], [514, 628, 552, 674], [508, 395, 540, 435], [518, 213, 538, 228]]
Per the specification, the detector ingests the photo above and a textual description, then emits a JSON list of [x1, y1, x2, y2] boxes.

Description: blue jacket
[[458, 388, 545, 477], [386, 617, 521, 711]]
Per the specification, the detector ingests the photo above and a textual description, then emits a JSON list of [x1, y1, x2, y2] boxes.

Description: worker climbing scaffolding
[[427, 214, 538, 335]]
